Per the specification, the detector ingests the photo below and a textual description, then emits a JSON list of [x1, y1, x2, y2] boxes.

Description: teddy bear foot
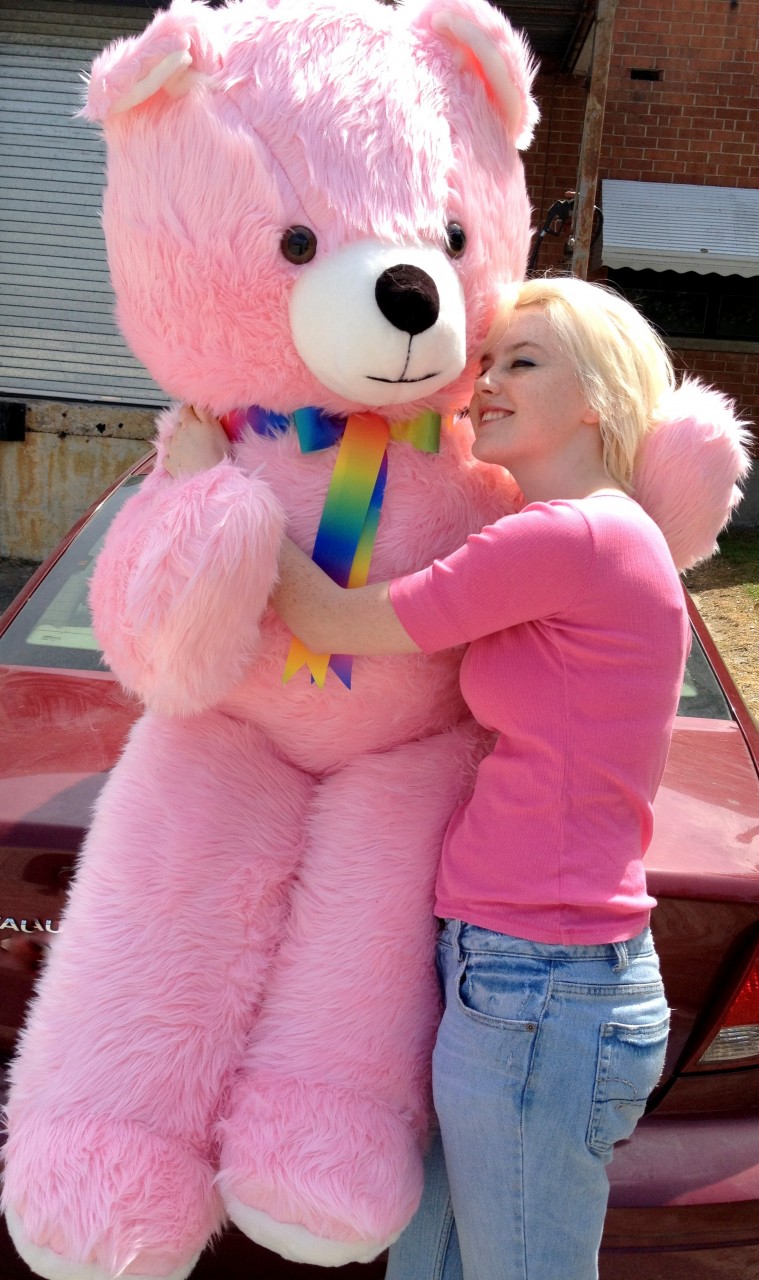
[[5, 1207, 199, 1280], [223, 1197, 396, 1267], [217, 1075, 423, 1266], [3, 1112, 221, 1280]]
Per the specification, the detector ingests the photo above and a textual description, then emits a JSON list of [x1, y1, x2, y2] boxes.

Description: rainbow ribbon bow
[[223, 404, 441, 689]]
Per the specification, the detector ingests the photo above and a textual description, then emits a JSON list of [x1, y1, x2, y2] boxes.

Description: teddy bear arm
[[89, 458, 286, 714]]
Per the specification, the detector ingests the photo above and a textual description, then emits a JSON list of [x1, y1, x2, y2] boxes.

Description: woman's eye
[[281, 226, 317, 264], [512, 358, 535, 369]]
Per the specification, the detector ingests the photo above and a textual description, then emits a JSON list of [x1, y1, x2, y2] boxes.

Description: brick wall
[[524, 0, 758, 248], [523, 75, 585, 274], [605, 0, 758, 185], [519, 0, 758, 449], [670, 348, 759, 452]]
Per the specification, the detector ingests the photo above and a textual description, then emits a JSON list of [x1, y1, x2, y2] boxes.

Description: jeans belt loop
[[612, 940, 629, 973]]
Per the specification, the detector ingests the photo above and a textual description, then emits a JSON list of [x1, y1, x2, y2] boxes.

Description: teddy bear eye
[[281, 226, 317, 265], [444, 222, 467, 259]]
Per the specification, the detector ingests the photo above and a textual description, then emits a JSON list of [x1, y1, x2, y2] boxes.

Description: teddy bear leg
[[217, 723, 483, 1265], [3, 711, 313, 1280]]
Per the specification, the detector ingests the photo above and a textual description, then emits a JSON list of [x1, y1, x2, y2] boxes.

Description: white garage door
[[0, 1, 166, 405]]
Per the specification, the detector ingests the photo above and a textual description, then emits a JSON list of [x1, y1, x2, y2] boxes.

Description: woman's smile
[[479, 408, 513, 424]]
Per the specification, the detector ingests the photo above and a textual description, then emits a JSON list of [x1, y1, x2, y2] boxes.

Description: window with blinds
[[0, 1, 166, 405]]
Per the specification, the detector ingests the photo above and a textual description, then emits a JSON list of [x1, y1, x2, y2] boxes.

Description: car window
[[677, 630, 732, 720], [0, 475, 144, 671]]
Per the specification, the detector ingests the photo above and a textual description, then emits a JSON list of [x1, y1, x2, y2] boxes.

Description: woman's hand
[[164, 405, 231, 478]]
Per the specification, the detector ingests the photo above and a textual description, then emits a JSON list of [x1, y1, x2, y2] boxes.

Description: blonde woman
[[168, 278, 689, 1280]]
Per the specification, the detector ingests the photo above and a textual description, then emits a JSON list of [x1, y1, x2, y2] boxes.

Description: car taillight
[[697, 949, 759, 1066]]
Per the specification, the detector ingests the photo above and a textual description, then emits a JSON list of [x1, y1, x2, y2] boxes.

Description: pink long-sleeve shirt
[[389, 493, 690, 944]]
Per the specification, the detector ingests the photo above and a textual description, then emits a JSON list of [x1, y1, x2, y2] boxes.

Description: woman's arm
[[272, 539, 420, 656]]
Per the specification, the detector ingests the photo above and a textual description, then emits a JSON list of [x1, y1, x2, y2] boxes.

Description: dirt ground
[[684, 553, 759, 724]]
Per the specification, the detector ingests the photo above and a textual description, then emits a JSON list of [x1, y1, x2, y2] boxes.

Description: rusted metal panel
[[0, 406, 149, 559]]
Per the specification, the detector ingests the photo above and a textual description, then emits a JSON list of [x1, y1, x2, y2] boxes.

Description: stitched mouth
[[366, 334, 442, 385], [366, 371, 441, 384]]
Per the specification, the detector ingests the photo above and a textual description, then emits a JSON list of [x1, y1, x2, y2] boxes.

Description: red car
[[1, 457, 758, 1280]]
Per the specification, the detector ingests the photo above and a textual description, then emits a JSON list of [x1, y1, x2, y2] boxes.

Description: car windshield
[[677, 631, 732, 720], [0, 474, 143, 672], [0, 474, 737, 721]]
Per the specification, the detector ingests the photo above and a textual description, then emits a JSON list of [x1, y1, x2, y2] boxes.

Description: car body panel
[[607, 1113, 759, 1206], [600, 1203, 759, 1280], [1, 464, 758, 1275], [647, 720, 759, 901]]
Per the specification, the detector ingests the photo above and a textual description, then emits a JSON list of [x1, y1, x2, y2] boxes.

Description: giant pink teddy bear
[[2, 1, 750, 1277]]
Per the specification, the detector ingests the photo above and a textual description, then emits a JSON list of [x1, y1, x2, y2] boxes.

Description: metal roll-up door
[[0, 1, 167, 406]]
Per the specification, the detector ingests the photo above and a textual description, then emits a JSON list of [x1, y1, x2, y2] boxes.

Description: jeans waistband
[[441, 920, 655, 971]]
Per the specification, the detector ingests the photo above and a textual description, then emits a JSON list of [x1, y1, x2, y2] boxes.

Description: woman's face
[[469, 307, 600, 474]]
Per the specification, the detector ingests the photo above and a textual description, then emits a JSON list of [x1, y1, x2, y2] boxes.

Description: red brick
[[529, 0, 758, 293]]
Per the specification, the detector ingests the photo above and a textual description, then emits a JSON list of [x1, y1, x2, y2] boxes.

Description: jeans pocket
[[454, 950, 545, 1031], [587, 1010, 670, 1158]]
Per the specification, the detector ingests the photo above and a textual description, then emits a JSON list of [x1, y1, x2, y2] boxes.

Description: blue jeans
[[386, 920, 669, 1280]]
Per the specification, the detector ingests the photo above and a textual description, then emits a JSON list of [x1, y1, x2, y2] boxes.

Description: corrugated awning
[[601, 180, 759, 277]]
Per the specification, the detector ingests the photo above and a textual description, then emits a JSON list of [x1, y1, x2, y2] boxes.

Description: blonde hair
[[481, 277, 675, 493]]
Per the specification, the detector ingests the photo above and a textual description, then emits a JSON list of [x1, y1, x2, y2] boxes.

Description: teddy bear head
[[83, 0, 538, 420]]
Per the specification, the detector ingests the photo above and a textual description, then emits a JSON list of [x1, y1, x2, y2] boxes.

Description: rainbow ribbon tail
[[283, 412, 390, 691], [281, 645, 353, 690], [282, 638, 333, 689]]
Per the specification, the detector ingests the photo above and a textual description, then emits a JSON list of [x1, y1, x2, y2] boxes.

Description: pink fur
[[90, 410, 286, 715], [217, 723, 485, 1254], [5, 711, 315, 1274], [82, 2, 219, 121], [423, 0, 539, 148], [4, 1, 749, 1277], [79, 0, 535, 416], [635, 378, 753, 572]]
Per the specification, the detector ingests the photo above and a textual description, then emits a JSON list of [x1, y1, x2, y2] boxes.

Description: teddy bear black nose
[[375, 264, 440, 336]]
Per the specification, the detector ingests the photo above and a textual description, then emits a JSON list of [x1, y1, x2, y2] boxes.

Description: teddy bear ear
[[633, 380, 753, 571], [81, 0, 216, 122], [412, 0, 539, 150]]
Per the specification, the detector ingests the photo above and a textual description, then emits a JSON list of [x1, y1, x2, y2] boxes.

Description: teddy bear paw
[[222, 1198, 396, 1267], [217, 1074, 423, 1266], [3, 1111, 220, 1279], [5, 1206, 199, 1280]]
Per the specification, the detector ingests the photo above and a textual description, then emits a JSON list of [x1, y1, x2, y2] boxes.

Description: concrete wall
[[0, 398, 158, 560]]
